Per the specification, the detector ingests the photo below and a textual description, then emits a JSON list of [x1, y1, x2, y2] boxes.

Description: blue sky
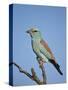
[[12, 4, 66, 86]]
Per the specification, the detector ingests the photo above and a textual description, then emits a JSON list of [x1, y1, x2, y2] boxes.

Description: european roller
[[26, 28, 63, 75]]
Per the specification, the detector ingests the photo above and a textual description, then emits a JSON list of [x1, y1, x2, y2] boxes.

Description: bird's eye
[[34, 30, 38, 32]]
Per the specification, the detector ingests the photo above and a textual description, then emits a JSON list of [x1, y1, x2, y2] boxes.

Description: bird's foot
[[36, 57, 45, 68], [39, 60, 44, 68]]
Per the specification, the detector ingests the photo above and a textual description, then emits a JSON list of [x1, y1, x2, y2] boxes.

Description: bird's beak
[[26, 30, 30, 34]]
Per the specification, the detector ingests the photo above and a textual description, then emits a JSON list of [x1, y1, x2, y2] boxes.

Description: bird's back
[[40, 39, 55, 60]]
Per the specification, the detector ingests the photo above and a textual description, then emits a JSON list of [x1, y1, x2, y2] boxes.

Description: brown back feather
[[40, 39, 55, 60]]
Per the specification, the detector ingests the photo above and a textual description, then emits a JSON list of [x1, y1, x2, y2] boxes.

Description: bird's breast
[[31, 40, 40, 53]]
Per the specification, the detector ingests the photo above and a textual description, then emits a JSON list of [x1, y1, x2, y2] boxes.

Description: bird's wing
[[40, 40, 63, 75], [40, 39, 55, 60]]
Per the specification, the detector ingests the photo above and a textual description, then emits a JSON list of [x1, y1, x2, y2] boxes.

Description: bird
[[26, 28, 63, 75]]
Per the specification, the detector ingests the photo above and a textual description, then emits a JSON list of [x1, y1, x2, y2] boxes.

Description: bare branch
[[9, 62, 43, 85], [36, 57, 47, 84], [40, 65, 47, 84], [31, 68, 43, 84]]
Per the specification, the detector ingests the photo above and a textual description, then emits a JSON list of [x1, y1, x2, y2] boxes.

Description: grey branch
[[40, 65, 47, 84], [9, 61, 47, 85]]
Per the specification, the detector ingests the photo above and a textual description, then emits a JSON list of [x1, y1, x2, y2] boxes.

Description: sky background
[[12, 4, 66, 86]]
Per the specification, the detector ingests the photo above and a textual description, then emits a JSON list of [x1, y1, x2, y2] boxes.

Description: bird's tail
[[49, 59, 63, 75]]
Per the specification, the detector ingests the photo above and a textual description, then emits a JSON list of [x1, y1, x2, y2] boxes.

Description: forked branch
[[9, 60, 47, 84]]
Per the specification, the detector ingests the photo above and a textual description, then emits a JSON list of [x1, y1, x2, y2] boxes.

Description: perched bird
[[26, 28, 63, 75]]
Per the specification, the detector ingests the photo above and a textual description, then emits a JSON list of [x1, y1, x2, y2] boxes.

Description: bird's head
[[26, 28, 42, 40]]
